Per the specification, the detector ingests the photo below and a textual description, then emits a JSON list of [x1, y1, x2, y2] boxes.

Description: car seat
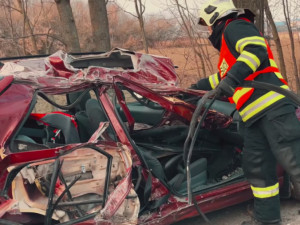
[[41, 113, 80, 144], [15, 134, 36, 144], [85, 99, 108, 133], [138, 145, 207, 195], [165, 155, 207, 194], [67, 91, 91, 114]]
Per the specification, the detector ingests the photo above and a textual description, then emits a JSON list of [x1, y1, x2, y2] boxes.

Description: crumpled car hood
[[0, 48, 179, 93]]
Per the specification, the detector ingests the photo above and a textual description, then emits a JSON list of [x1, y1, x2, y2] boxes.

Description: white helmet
[[198, 0, 239, 26]]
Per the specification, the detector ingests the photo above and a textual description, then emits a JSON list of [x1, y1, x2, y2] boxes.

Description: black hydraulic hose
[[186, 93, 218, 205], [183, 88, 219, 163], [242, 81, 300, 105], [183, 88, 218, 207], [192, 197, 211, 224]]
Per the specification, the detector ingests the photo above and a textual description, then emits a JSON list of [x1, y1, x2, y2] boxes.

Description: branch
[[0, 2, 23, 13], [1, 33, 66, 45], [115, 2, 138, 18]]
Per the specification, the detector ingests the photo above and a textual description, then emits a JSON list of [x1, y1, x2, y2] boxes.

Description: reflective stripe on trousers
[[251, 183, 279, 198]]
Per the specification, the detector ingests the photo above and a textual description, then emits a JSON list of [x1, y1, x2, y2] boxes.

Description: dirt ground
[[174, 199, 300, 225]]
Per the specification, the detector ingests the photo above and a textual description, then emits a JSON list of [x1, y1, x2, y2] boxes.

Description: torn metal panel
[[0, 84, 34, 148], [5, 144, 137, 224]]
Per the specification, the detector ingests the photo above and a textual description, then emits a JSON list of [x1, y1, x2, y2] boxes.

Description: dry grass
[[148, 33, 300, 90]]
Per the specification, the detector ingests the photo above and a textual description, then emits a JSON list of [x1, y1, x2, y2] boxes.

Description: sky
[[114, 0, 201, 16], [113, 0, 298, 22]]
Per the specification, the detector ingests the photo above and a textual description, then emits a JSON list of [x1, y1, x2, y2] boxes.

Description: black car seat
[[85, 99, 108, 133], [40, 113, 80, 144], [15, 134, 36, 143], [14, 134, 49, 151], [164, 155, 207, 194], [137, 145, 207, 195], [67, 91, 91, 114], [66, 91, 94, 142]]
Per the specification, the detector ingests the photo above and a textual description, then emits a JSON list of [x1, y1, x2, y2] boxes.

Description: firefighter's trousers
[[242, 108, 300, 223]]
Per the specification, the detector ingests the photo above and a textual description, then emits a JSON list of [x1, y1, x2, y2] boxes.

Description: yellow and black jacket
[[203, 17, 292, 125]]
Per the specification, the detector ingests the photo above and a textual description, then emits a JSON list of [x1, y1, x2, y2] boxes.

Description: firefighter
[[194, 0, 300, 224]]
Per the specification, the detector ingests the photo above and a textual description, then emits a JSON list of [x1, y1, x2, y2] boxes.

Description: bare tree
[[264, 0, 288, 81], [134, 0, 149, 53], [0, 0, 22, 56], [88, 0, 111, 52], [282, 0, 300, 92], [166, 0, 217, 82], [54, 0, 81, 53], [16, 0, 38, 55], [173, 0, 205, 77]]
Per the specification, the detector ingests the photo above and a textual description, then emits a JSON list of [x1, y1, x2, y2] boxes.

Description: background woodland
[[0, 0, 299, 90]]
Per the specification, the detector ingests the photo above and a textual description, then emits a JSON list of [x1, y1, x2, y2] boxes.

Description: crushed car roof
[[0, 48, 179, 93]]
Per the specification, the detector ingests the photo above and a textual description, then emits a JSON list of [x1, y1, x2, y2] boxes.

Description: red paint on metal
[[101, 171, 132, 219], [113, 75, 195, 121], [30, 111, 78, 128], [0, 76, 13, 94], [0, 84, 34, 147], [113, 82, 135, 132], [139, 182, 252, 224], [48, 56, 74, 78]]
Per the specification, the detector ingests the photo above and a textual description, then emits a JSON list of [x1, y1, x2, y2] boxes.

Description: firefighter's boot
[[271, 145, 300, 200], [291, 177, 300, 200]]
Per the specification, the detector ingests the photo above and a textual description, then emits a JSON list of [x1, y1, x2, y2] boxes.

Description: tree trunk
[[54, 0, 81, 53], [233, 0, 264, 34], [134, 0, 149, 53], [282, 0, 300, 92], [88, 0, 111, 52], [264, 0, 288, 81]]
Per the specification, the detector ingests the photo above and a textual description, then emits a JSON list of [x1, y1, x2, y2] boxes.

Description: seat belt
[[139, 171, 152, 215], [139, 171, 171, 215]]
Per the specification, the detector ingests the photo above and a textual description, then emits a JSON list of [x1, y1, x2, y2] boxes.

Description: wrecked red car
[[0, 49, 286, 224]]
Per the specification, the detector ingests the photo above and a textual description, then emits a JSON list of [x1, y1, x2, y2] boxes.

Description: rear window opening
[[70, 51, 134, 70]]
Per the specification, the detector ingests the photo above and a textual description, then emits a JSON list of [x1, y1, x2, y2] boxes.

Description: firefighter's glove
[[189, 78, 211, 90], [189, 83, 198, 90], [216, 77, 237, 97]]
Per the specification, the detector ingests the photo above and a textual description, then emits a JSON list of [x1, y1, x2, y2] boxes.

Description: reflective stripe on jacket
[[217, 18, 288, 122]]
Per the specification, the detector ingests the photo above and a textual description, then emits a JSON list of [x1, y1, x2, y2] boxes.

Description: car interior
[[10, 89, 117, 153], [111, 84, 245, 200], [9, 80, 245, 202]]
